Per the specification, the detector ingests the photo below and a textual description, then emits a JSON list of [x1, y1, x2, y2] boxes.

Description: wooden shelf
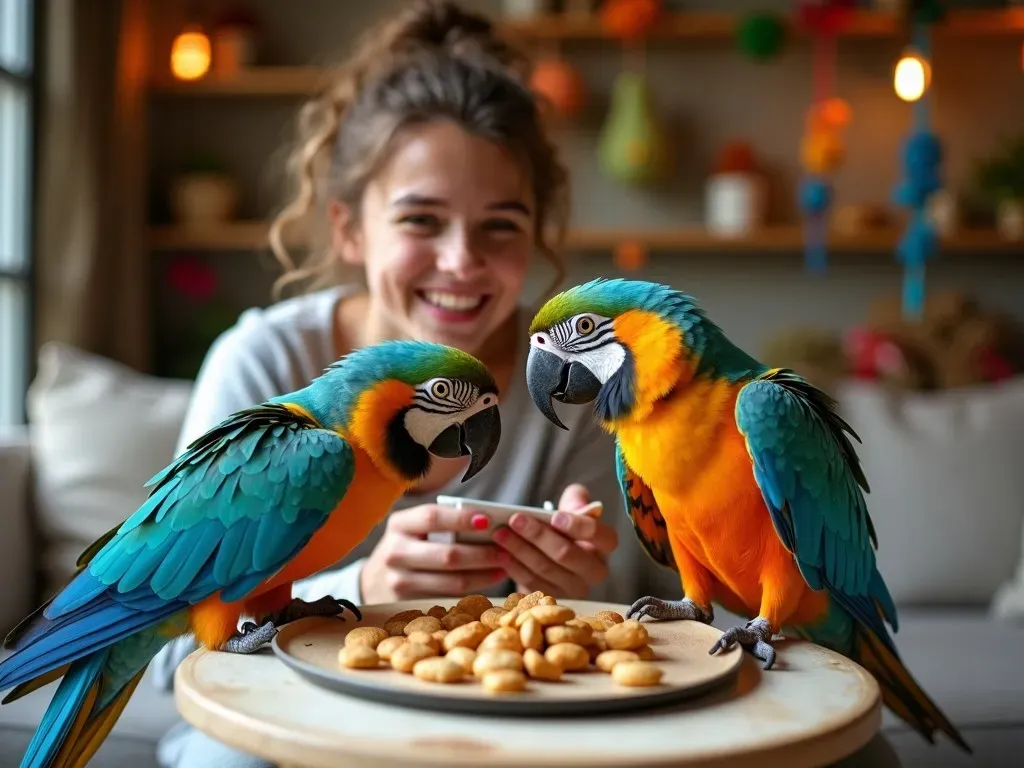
[[148, 221, 1023, 255], [147, 10, 1024, 97], [149, 66, 329, 96], [500, 9, 1024, 41]]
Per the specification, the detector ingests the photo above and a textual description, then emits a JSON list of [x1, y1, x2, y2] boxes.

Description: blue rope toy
[[892, 2, 945, 321]]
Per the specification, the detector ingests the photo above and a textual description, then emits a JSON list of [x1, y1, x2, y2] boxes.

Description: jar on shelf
[[704, 140, 768, 236]]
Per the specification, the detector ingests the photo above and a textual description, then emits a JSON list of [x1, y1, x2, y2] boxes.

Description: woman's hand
[[492, 484, 619, 599], [360, 503, 509, 603]]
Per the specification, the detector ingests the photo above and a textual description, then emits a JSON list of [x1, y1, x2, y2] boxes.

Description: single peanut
[[427, 605, 448, 619], [390, 642, 437, 673], [345, 627, 389, 649], [406, 631, 440, 653], [545, 642, 590, 672], [605, 619, 650, 651], [455, 594, 494, 620], [516, 591, 545, 612], [376, 636, 406, 662], [611, 661, 664, 687], [442, 620, 490, 651], [595, 610, 625, 625], [413, 656, 465, 684], [519, 617, 544, 652], [441, 611, 474, 631], [480, 607, 507, 630], [574, 616, 611, 632], [403, 616, 443, 636], [595, 650, 639, 673], [515, 604, 575, 628], [478, 627, 523, 654], [498, 608, 522, 629], [482, 669, 527, 693], [523, 648, 562, 681], [444, 646, 477, 674], [339, 645, 380, 669], [384, 620, 410, 637], [473, 649, 524, 678], [503, 592, 525, 610], [386, 609, 425, 624], [545, 625, 592, 646]]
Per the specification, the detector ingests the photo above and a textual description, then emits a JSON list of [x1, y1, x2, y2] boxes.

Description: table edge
[[174, 645, 883, 768]]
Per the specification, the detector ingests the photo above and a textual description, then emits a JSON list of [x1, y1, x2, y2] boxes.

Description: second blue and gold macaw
[[525, 278, 969, 753]]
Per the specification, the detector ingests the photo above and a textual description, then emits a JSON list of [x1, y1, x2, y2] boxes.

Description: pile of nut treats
[[337, 591, 663, 694]]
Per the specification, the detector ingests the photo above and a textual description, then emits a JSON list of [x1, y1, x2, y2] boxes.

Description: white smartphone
[[427, 495, 555, 545], [427, 495, 603, 545]]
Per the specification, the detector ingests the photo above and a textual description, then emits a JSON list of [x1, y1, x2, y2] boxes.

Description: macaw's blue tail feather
[[20, 652, 104, 768], [20, 654, 148, 768], [12, 627, 170, 768], [797, 601, 970, 754], [853, 626, 971, 754]]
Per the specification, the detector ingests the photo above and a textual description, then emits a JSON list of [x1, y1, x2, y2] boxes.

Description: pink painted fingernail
[[493, 528, 509, 545], [552, 512, 570, 530], [510, 514, 528, 533], [471, 514, 489, 531]]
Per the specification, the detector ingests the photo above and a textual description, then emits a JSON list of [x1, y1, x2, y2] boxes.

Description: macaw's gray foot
[[709, 616, 777, 670], [222, 620, 279, 654], [263, 595, 363, 627], [626, 596, 714, 624]]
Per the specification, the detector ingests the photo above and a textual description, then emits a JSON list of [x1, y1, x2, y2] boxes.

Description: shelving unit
[[497, 8, 1024, 42], [148, 220, 1022, 255], [147, 9, 1024, 98]]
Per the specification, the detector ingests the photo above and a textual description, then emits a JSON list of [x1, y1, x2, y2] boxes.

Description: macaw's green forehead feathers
[[324, 340, 497, 393], [530, 278, 701, 332]]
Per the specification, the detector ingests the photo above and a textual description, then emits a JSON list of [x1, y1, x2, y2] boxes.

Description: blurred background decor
[[973, 133, 1024, 239]]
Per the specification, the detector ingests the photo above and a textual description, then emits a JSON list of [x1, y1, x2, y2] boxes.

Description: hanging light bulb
[[894, 49, 930, 103], [170, 24, 211, 81]]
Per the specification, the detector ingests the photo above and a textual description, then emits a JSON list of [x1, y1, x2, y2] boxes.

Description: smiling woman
[[151, 3, 641, 768]]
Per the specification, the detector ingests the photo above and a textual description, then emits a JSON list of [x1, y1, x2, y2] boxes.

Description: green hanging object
[[735, 12, 786, 62], [907, 0, 946, 26], [597, 70, 671, 186]]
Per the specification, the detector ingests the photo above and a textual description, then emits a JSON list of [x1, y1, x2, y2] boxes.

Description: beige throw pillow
[[26, 343, 192, 598]]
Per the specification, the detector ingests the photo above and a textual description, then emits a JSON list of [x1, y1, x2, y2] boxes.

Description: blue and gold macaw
[[0, 340, 501, 767], [525, 278, 969, 753]]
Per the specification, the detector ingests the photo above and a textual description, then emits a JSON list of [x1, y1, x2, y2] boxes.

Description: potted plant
[[973, 134, 1024, 240], [169, 155, 239, 227]]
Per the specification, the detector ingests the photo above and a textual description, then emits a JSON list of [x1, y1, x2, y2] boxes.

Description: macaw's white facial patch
[[403, 378, 497, 448], [530, 312, 626, 384]]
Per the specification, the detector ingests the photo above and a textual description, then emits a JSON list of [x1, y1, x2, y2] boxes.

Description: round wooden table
[[174, 615, 884, 768]]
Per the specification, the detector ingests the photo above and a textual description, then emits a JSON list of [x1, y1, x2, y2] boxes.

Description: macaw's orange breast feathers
[[612, 309, 693, 420]]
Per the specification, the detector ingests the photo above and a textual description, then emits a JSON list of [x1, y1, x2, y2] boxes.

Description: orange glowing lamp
[[894, 49, 930, 103], [171, 25, 211, 81]]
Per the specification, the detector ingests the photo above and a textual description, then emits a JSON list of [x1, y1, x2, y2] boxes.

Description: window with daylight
[[0, 0, 35, 427]]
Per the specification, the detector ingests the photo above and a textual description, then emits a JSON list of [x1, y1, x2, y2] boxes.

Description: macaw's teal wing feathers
[[0, 403, 354, 693], [615, 441, 676, 571], [735, 369, 897, 639]]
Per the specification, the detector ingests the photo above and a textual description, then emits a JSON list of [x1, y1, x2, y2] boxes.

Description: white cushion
[[26, 343, 192, 597], [834, 377, 1024, 606]]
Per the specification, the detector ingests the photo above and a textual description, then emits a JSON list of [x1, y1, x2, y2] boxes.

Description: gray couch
[[0, 344, 1022, 766]]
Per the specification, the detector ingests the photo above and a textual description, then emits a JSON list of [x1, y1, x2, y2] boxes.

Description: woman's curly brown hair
[[268, 0, 570, 299]]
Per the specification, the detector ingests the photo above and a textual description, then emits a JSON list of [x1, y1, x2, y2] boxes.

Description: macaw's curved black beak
[[526, 346, 602, 431], [427, 403, 502, 482]]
